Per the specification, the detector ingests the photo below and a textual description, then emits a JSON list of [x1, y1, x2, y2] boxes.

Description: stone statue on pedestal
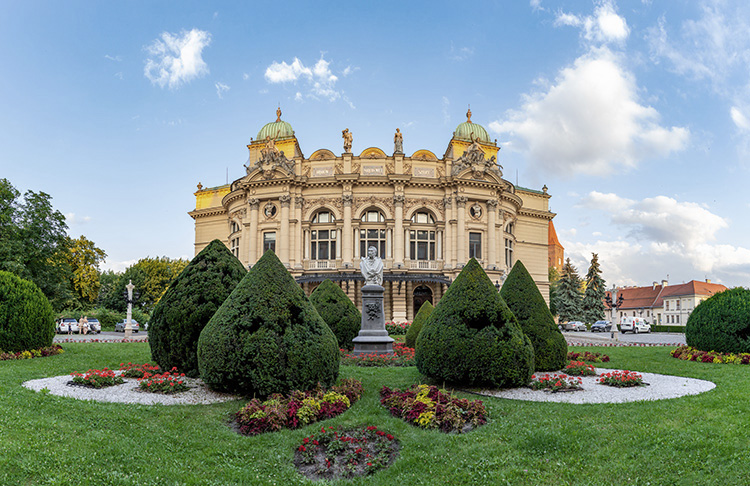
[[360, 246, 383, 286], [352, 246, 393, 355]]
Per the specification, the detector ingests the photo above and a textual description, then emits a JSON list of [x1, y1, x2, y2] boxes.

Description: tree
[[405, 300, 433, 349], [102, 257, 189, 313], [150, 240, 246, 377], [0, 179, 73, 309], [501, 260, 567, 371], [0, 271, 55, 352], [96, 269, 121, 307], [548, 266, 561, 316], [582, 253, 606, 325], [554, 258, 583, 323], [415, 258, 534, 388], [309, 280, 361, 350], [66, 236, 107, 306]]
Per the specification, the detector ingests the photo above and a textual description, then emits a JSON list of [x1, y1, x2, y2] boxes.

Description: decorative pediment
[[451, 139, 503, 178], [246, 144, 295, 179], [360, 147, 386, 158], [411, 149, 438, 161], [310, 149, 336, 160]]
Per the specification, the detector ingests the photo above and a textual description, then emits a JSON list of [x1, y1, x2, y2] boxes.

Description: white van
[[620, 316, 651, 334]]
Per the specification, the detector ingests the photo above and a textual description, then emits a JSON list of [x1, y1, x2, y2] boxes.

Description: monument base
[[352, 283, 394, 356]]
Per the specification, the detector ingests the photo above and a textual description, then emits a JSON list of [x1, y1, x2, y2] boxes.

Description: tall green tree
[[582, 253, 606, 325], [554, 258, 583, 323], [0, 178, 73, 309], [103, 257, 189, 313], [548, 266, 561, 316], [66, 235, 107, 306]]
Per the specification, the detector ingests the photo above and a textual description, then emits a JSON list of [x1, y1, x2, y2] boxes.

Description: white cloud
[[730, 106, 750, 131], [144, 29, 212, 89], [571, 191, 750, 282], [555, 0, 629, 45], [101, 258, 138, 273], [104, 54, 122, 62], [442, 96, 450, 125], [65, 213, 91, 225], [490, 47, 689, 176], [264, 56, 345, 102], [215, 82, 230, 99], [449, 43, 474, 61], [242, 73, 250, 80]]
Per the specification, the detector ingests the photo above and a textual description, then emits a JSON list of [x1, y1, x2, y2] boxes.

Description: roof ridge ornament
[[466, 107, 472, 123], [276, 106, 282, 122]]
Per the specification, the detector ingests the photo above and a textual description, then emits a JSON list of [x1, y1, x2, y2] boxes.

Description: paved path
[[53, 331, 148, 343], [563, 331, 686, 347]]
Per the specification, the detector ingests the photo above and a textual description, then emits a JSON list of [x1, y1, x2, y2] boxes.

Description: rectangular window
[[469, 232, 482, 260], [504, 238, 514, 268], [360, 228, 386, 259], [263, 232, 276, 253]]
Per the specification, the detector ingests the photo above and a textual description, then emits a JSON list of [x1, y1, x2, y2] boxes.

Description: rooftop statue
[[342, 128, 353, 153], [394, 128, 403, 154]]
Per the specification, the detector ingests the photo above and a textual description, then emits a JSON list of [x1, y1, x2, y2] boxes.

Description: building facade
[[190, 109, 556, 322], [604, 279, 727, 326]]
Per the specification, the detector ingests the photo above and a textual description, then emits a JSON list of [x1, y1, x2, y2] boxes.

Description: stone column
[[391, 279, 407, 323], [248, 198, 259, 264], [393, 195, 405, 267], [294, 196, 304, 268], [279, 194, 291, 265], [456, 196, 467, 265], [443, 196, 454, 268], [342, 194, 353, 267], [239, 208, 249, 265], [487, 199, 498, 268]]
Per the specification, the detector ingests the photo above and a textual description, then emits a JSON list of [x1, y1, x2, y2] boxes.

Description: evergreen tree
[[582, 253, 606, 325], [548, 266, 560, 317], [309, 279, 361, 350], [554, 258, 583, 323]]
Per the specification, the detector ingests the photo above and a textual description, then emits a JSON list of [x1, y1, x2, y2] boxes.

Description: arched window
[[230, 221, 240, 234], [359, 208, 386, 258], [311, 210, 337, 260], [409, 211, 436, 261]]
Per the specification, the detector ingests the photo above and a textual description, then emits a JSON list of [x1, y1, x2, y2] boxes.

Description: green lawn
[[1, 343, 748, 485]]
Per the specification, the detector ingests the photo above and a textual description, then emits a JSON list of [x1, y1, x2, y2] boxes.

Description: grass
[[1, 343, 749, 485]]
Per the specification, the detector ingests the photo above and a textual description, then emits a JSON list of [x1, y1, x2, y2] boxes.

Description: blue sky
[[2, 0, 749, 288]]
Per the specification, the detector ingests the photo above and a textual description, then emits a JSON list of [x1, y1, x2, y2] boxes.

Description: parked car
[[114, 319, 140, 333], [562, 321, 587, 332], [590, 320, 613, 332], [620, 316, 651, 334], [87, 318, 101, 334]]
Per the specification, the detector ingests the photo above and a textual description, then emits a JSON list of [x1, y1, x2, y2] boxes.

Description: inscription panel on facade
[[312, 166, 334, 177], [362, 165, 385, 176], [413, 167, 435, 178]]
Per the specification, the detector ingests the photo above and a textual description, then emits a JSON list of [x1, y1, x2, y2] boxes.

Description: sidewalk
[[53, 331, 148, 343]]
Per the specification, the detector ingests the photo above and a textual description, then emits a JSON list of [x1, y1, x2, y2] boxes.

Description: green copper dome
[[454, 108, 491, 143], [256, 108, 295, 141]]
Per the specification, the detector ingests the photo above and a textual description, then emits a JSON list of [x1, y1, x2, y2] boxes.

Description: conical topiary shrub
[[0, 271, 55, 353], [197, 250, 340, 395], [309, 279, 360, 350], [405, 301, 433, 349], [500, 260, 567, 371], [415, 259, 534, 388], [149, 239, 247, 377]]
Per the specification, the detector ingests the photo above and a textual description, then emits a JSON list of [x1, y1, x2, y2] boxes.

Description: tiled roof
[[603, 280, 728, 310], [548, 220, 563, 249]]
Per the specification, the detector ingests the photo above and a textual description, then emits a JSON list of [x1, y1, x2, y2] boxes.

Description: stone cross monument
[[352, 246, 394, 355]]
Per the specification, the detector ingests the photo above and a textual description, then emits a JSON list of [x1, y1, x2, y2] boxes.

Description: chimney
[[661, 279, 668, 287], [706, 278, 711, 284], [653, 281, 658, 290]]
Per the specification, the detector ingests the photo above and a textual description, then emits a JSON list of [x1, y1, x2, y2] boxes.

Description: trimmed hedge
[[149, 240, 246, 377], [686, 287, 750, 354], [500, 260, 567, 371], [652, 325, 686, 333], [405, 301, 433, 349], [0, 271, 55, 353], [415, 259, 535, 388], [197, 250, 340, 396], [309, 279, 360, 350]]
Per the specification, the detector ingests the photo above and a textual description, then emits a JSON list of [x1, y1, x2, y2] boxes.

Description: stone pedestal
[[352, 284, 394, 355]]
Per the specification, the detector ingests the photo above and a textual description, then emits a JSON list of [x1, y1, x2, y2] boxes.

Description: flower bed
[[564, 360, 597, 376], [0, 345, 64, 360], [379, 384, 487, 433], [235, 379, 363, 436], [671, 345, 750, 365], [70, 368, 124, 388], [567, 351, 610, 363], [529, 373, 583, 392], [293, 425, 399, 481], [340, 343, 415, 367], [138, 367, 189, 394], [385, 321, 410, 335], [598, 370, 645, 387], [119, 362, 161, 378]]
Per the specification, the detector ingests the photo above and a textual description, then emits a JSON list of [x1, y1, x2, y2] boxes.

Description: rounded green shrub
[[415, 259, 535, 388], [197, 250, 340, 396], [500, 260, 567, 371], [0, 271, 55, 353], [405, 300, 433, 349], [686, 287, 750, 354], [309, 279, 360, 350], [149, 240, 247, 377]]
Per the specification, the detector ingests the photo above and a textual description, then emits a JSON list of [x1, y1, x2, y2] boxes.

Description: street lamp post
[[604, 285, 624, 341], [123, 280, 139, 339]]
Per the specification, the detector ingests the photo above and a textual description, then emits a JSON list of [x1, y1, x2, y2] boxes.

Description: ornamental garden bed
[[340, 344, 415, 367]]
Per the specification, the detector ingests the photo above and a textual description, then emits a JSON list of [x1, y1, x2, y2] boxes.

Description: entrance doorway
[[413, 285, 433, 314]]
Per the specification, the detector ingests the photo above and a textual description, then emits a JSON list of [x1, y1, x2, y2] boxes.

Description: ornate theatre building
[[190, 109, 556, 322]]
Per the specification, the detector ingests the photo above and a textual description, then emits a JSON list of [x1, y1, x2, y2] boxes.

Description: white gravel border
[[474, 368, 716, 404], [22, 373, 240, 405]]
